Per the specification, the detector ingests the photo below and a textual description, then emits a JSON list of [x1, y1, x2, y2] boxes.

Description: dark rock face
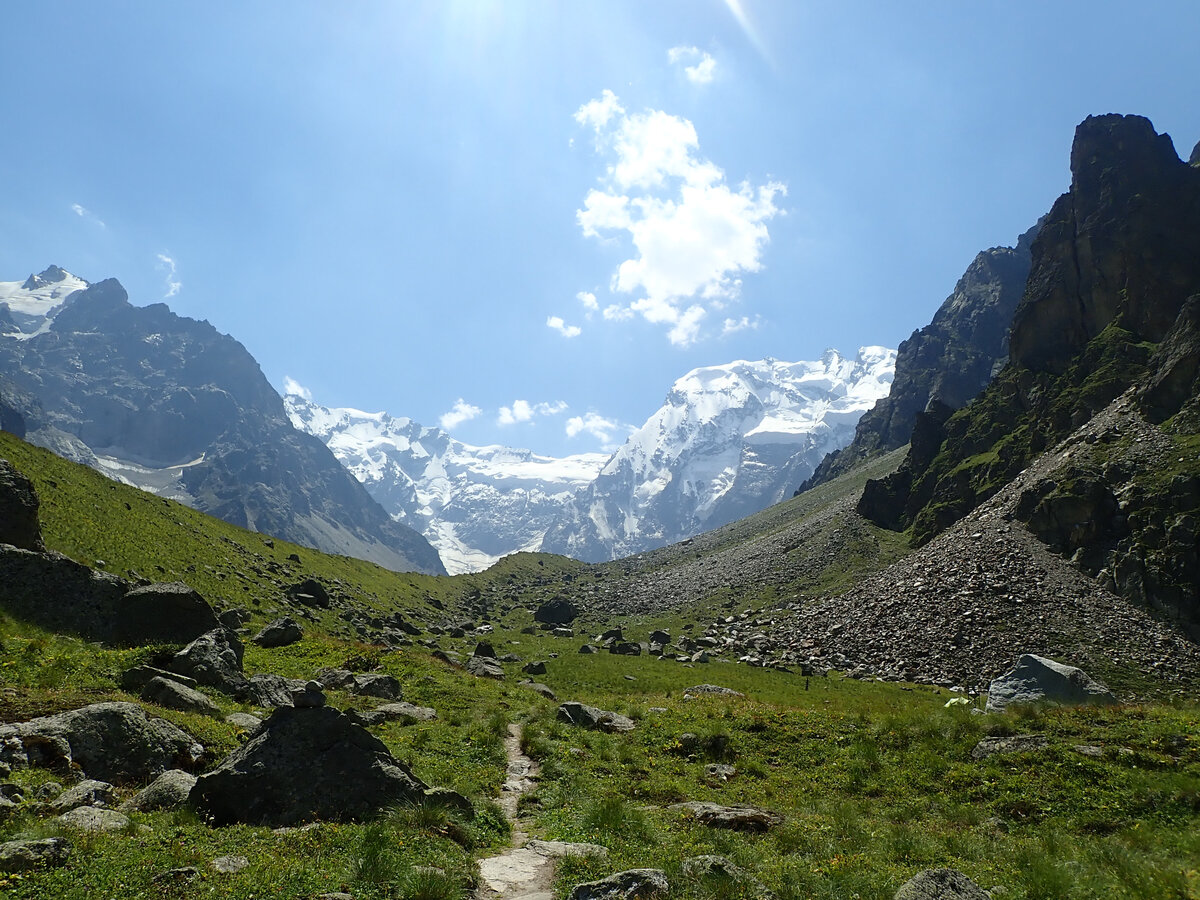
[[534, 596, 578, 625], [287, 578, 330, 608], [0, 546, 129, 640], [189, 706, 428, 826], [801, 224, 1037, 492], [0, 458, 43, 550], [112, 582, 220, 646], [855, 115, 1200, 630], [1011, 115, 1200, 374], [0, 702, 203, 784], [0, 278, 444, 575]]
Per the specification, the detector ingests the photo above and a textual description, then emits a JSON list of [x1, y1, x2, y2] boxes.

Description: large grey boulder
[[568, 868, 668, 900], [467, 656, 505, 679], [348, 702, 437, 727], [893, 868, 990, 899], [57, 806, 131, 832], [985, 654, 1117, 713], [350, 673, 401, 699], [122, 769, 197, 812], [0, 459, 44, 551], [669, 801, 783, 832], [0, 702, 203, 784], [557, 702, 634, 733], [253, 616, 303, 648], [189, 705, 428, 826], [0, 837, 71, 872], [112, 582, 220, 646], [168, 628, 248, 695], [534, 596, 578, 625], [245, 674, 325, 709], [141, 676, 222, 718], [49, 779, 114, 813]]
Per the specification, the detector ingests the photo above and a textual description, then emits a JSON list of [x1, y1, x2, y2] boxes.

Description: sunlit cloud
[[498, 399, 568, 427], [574, 91, 784, 347], [282, 376, 312, 400], [722, 315, 761, 335], [577, 291, 599, 311], [71, 203, 106, 228], [547, 315, 582, 339], [156, 253, 182, 298], [668, 46, 717, 85], [565, 411, 633, 449], [439, 398, 482, 430]]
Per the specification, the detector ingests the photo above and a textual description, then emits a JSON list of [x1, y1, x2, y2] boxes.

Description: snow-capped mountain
[[540, 347, 897, 562], [0, 265, 90, 338], [2, 266, 445, 575], [284, 396, 607, 575], [291, 346, 895, 571]]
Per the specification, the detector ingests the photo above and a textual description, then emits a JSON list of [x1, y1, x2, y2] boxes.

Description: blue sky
[[3, 1, 1198, 456]]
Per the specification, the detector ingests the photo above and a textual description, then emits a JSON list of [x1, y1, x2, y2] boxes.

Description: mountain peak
[[21, 265, 72, 291]]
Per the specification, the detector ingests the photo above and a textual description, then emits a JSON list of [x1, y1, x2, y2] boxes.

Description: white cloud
[[573, 89, 625, 132], [156, 253, 182, 298], [668, 46, 717, 85], [282, 376, 312, 400], [71, 203, 106, 228], [602, 304, 635, 322], [546, 315, 582, 339], [566, 411, 629, 447], [577, 291, 599, 311], [573, 91, 784, 347], [439, 398, 482, 430], [498, 399, 569, 427], [722, 315, 761, 335]]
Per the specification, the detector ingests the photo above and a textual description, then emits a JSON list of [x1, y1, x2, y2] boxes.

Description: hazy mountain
[[0, 270, 445, 575]]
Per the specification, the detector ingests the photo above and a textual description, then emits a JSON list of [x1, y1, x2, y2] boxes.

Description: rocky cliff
[[858, 114, 1200, 631], [0, 273, 445, 575], [799, 223, 1039, 492]]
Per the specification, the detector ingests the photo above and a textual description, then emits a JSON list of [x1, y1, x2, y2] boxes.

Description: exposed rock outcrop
[[985, 654, 1116, 712], [189, 705, 428, 826], [0, 458, 44, 551]]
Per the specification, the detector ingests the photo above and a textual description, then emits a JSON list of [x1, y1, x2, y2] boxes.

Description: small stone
[[211, 855, 250, 874]]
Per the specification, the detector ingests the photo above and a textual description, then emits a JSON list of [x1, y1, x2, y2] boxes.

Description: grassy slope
[[2, 432, 1198, 899]]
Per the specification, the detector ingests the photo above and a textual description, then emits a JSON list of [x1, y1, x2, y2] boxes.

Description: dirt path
[[474, 724, 605, 900]]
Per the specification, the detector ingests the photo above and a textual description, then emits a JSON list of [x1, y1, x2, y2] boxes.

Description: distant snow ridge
[[290, 346, 895, 571], [284, 397, 607, 575], [0, 265, 90, 339], [540, 347, 896, 562]]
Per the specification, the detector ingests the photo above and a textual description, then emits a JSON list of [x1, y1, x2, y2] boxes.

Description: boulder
[[189, 705, 428, 826], [985, 654, 1117, 713], [610, 641, 642, 656], [0, 459, 44, 551], [534, 596, 578, 625], [0, 546, 128, 640], [246, 674, 325, 709], [568, 868, 668, 900], [520, 681, 558, 702], [168, 628, 248, 695], [893, 868, 991, 900], [351, 673, 401, 700], [348, 702, 437, 727], [314, 667, 356, 690], [287, 578, 330, 608], [253, 616, 303, 648], [225, 713, 263, 731], [120, 665, 198, 693], [0, 702, 203, 784], [522, 660, 548, 676], [0, 837, 71, 873], [467, 656, 505, 679], [683, 684, 744, 698], [557, 702, 635, 733], [141, 676, 222, 718], [970, 734, 1049, 760], [49, 779, 114, 813], [57, 806, 130, 832], [683, 855, 773, 899], [111, 582, 220, 646], [122, 769, 197, 812], [669, 801, 783, 832], [473, 641, 497, 659]]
